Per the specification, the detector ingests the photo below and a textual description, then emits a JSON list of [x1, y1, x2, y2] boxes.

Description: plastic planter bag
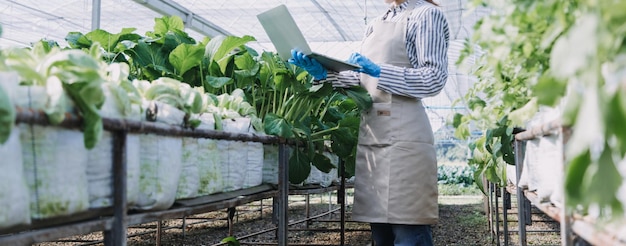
[[20, 124, 90, 219], [86, 85, 141, 208], [243, 130, 264, 189], [262, 144, 280, 185], [16, 86, 89, 219], [196, 137, 223, 196], [135, 134, 183, 210], [0, 128, 31, 229], [0, 72, 30, 229], [177, 113, 216, 199], [219, 118, 249, 192], [178, 138, 201, 199], [134, 101, 184, 211]]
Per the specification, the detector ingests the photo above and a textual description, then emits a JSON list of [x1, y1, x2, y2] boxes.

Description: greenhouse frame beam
[[132, 0, 232, 38], [309, 0, 349, 41], [92, 0, 101, 30]]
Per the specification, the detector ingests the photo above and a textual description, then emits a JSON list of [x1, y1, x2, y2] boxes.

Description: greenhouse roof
[[0, 0, 487, 55], [0, 1, 387, 51], [0, 0, 490, 132]]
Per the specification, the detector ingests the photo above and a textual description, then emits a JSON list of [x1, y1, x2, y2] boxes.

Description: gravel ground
[[33, 191, 560, 246]]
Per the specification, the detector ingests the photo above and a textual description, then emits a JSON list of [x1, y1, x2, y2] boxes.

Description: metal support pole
[[91, 0, 101, 30], [228, 207, 236, 236], [328, 192, 333, 219], [277, 143, 289, 246], [502, 187, 509, 246], [156, 220, 162, 246], [560, 129, 573, 246], [103, 130, 127, 246], [339, 159, 346, 246], [515, 140, 527, 246], [182, 217, 187, 239], [305, 194, 311, 228], [494, 183, 501, 246], [260, 199, 264, 220]]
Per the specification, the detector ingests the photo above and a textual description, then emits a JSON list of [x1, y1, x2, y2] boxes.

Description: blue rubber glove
[[288, 49, 327, 80], [348, 52, 380, 78]]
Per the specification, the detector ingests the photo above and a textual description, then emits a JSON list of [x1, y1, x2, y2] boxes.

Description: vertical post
[[494, 183, 501, 246], [328, 192, 333, 219], [502, 187, 509, 246], [560, 130, 573, 246], [156, 220, 162, 246], [483, 176, 492, 234], [339, 159, 345, 246], [260, 199, 264, 220], [228, 207, 236, 236], [515, 139, 527, 246], [91, 0, 101, 30], [104, 130, 127, 246], [305, 194, 310, 228], [182, 217, 187, 239], [277, 143, 289, 246]]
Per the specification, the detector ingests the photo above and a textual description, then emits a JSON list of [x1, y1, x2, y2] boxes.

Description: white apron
[[351, 3, 438, 225]]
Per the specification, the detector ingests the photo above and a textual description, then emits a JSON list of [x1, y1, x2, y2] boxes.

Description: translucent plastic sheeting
[[0, 0, 490, 134]]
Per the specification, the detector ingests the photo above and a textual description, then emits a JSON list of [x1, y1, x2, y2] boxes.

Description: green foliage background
[[456, 0, 626, 220]]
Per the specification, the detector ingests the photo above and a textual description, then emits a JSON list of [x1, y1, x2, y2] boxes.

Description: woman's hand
[[348, 53, 380, 78], [288, 49, 327, 80]]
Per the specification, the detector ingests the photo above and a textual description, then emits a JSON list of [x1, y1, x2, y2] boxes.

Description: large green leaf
[[587, 145, 623, 214], [205, 35, 256, 74], [312, 152, 335, 173], [341, 86, 372, 111], [264, 113, 294, 138], [204, 75, 233, 89], [289, 147, 312, 184], [607, 91, 626, 156], [331, 127, 357, 158], [152, 15, 185, 37], [565, 149, 591, 205], [65, 32, 93, 49], [86, 28, 137, 52], [1, 48, 45, 84], [129, 40, 172, 79], [221, 236, 240, 246], [532, 75, 566, 106], [169, 43, 205, 76], [0, 84, 15, 144], [163, 30, 196, 52], [64, 82, 103, 149]]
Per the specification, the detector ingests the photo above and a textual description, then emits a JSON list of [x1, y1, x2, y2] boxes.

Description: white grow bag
[[0, 128, 31, 229], [15, 86, 89, 219], [0, 72, 31, 229], [219, 118, 250, 192], [86, 85, 141, 208], [134, 101, 184, 211], [244, 130, 264, 189], [20, 124, 90, 219], [177, 113, 216, 199], [262, 145, 280, 185]]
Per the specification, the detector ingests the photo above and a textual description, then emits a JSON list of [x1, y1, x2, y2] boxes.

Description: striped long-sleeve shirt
[[325, 0, 449, 99]]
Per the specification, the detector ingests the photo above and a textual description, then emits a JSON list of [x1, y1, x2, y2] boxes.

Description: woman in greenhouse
[[289, 0, 449, 245]]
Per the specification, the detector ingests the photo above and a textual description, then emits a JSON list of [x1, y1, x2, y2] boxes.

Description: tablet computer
[[257, 4, 361, 72]]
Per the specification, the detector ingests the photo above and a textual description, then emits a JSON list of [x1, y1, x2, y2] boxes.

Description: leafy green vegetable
[[459, 0, 626, 217], [0, 83, 15, 144], [170, 43, 205, 77]]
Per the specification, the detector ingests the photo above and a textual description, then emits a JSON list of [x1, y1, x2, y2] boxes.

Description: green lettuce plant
[[1, 41, 107, 149], [63, 15, 372, 184], [457, 0, 626, 218]]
